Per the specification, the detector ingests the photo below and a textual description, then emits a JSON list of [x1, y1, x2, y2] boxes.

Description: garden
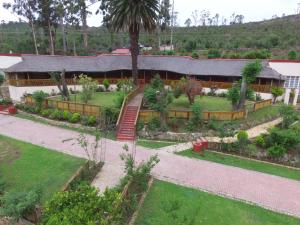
[[134, 180, 300, 225]]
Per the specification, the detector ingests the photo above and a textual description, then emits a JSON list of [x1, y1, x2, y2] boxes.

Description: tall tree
[[3, 0, 39, 54], [101, 0, 159, 85], [158, 0, 171, 46], [184, 18, 192, 27], [237, 60, 262, 110]]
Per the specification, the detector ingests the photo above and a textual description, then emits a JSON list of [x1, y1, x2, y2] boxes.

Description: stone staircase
[[117, 93, 143, 141]]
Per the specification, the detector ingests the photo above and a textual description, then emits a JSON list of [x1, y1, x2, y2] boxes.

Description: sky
[[0, 0, 299, 27]]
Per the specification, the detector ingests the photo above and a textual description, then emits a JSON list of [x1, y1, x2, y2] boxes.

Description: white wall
[[269, 62, 300, 77], [9, 85, 117, 101]]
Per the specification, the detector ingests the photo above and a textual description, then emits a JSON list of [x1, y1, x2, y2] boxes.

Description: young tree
[[237, 60, 262, 110], [184, 18, 192, 27], [177, 77, 203, 104], [271, 87, 284, 103], [3, 0, 39, 55], [101, 0, 159, 86], [78, 74, 98, 103], [50, 69, 70, 101]]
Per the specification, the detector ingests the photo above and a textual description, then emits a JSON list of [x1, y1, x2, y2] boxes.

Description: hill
[[1, 14, 300, 59]]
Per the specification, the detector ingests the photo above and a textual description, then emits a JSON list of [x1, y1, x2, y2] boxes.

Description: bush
[[69, 113, 81, 123], [0, 190, 41, 222], [191, 51, 199, 59], [87, 116, 97, 126], [147, 117, 161, 132], [288, 50, 297, 60], [267, 144, 286, 158], [41, 109, 53, 118], [32, 91, 48, 110], [279, 105, 298, 128], [103, 79, 110, 91], [173, 87, 182, 99], [62, 110, 72, 121], [0, 178, 5, 195], [269, 128, 300, 149], [254, 135, 265, 147], [247, 144, 258, 157], [49, 109, 63, 120], [207, 49, 221, 59], [237, 131, 249, 150], [114, 92, 125, 108], [188, 103, 202, 131], [42, 185, 122, 225], [136, 120, 144, 132]]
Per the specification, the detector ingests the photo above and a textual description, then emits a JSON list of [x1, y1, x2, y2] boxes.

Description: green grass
[[135, 180, 300, 225], [137, 140, 177, 149], [177, 149, 300, 181], [51, 91, 123, 108], [0, 135, 85, 202], [169, 96, 232, 111]]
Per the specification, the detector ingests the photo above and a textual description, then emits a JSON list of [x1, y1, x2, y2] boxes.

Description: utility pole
[[170, 0, 175, 50]]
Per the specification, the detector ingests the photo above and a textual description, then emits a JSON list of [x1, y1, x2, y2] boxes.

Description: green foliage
[[271, 87, 284, 102], [173, 86, 182, 99], [147, 117, 162, 132], [207, 49, 221, 59], [42, 185, 122, 225], [191, 51, 199, 59], [243, 50, 271, 59], [279, 105, 298, 128], [103, 79, 110, 91], [0, 178, 5, 195], [62, 110, 72, 121], [116, 78, 134, 92], [49, 109, 64, 120], [187, 103, 202, 131], [268, 128, 300, 149], [69, 113, 81, 123], [254, 135, 266, 148], [32, 91, 48, 110], [267, 144, 286, 158], [242, 60, 263, 83], [288, 50, 297, 60], [237, 131, 249, 150], [0, 189, 41, 222], [114, 92, 125, 108], [150, 74, 164, 91], [78, 74, 98, 104], [41, 109, 53, 117], [227, 84, 240, 109]]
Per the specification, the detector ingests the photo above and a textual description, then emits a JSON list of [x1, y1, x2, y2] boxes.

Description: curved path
[[0, 115, 299, 218]]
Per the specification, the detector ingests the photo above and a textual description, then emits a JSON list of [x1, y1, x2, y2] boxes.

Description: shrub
[[207, 49, 221, 59], [49, 109, 63, 120], [279, 105, 298, 128], [41, 109, 53, 118], [191, 51, 199, 59], [0, 190, 41, 222], [267, 144, 286, 158], [103, 79, 110, 91], [78, 74, 98, 103], [271, 87, 284, 103], [69, 113, 81, 123], [0, 178, 5, 195], [136, 120, 144, 132], [173, 86, 182, 99], [32, 91, 48, 110], [247, 144, 258, 157], [254, 135, 265, 147], [188, 103, 202, 131], [269, 128, 300, 149], [147, 117, 161, 132], [87, 116, 97, 126], [237, 131, 249, 150], [288, 50, 297, 60], [62, 110, 72, 121], [114, 92, 125, 108], [101, 107, 119, 125]]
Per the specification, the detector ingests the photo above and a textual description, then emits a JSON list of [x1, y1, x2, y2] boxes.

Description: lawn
[[135, 180, 300, 225], [0, 135, 85, 202], [169, 96, 232, 111], [137, 139, 177, 149], [177, 149, 300, 181], [51, 91, 124, 108]]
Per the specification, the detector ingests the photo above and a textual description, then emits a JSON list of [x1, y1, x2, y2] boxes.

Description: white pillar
[[284, 88, 291, 105], [293, 88, 300, 106]]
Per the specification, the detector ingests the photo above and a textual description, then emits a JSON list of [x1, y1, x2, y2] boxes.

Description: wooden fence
[[139, 99, 272, 122], [25, 96, 101, 116]]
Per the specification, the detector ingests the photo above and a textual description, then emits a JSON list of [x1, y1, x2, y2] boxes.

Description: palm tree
[[108, 0, 159, 85]]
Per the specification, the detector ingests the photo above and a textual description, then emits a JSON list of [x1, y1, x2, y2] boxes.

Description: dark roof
[[6, 54, 282, 80]]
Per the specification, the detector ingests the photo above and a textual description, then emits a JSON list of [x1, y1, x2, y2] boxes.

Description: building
[[270, 60, 300, 105], [5, 54, 283, 101], [0, 54, 22, 99]]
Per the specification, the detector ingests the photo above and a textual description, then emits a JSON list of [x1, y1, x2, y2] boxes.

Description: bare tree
[[191, 10, 199, 26], [184, 18, 192, 27]]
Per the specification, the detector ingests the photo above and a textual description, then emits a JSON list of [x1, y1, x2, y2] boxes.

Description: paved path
[[0, 115, 300, 218]]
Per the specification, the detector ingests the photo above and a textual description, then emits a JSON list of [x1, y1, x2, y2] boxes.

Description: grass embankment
[[177, 149, 300, 181], [0, 135, 85, 202], [135, 180, 300, 225]]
